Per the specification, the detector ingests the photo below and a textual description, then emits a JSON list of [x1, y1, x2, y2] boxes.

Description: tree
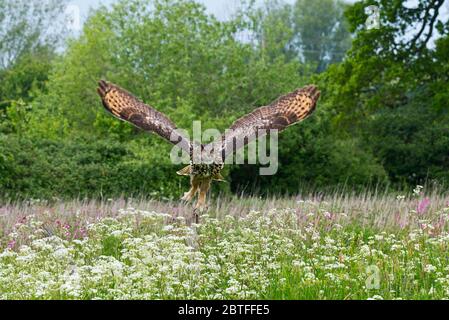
[[4, 0, 448, 199], [320, 0, 449, 185], [23, 0, 385, 197], [294, 0, 352, 72], [31, 0, 307, 137], [324, 0, 449, 124], [0, 47, 55, 103], [0, 0, 69, 127], [0, 0, 68, 69], [247, 0, 298, 62], [246, 0, 352, 72]]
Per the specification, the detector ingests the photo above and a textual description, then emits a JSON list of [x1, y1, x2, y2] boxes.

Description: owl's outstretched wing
[[97, 80, 191, 154], [205, 85, 320, 162]]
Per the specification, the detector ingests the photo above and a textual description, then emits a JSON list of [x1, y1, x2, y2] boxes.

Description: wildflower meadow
[[1, 188, 449, 300], [2, 0, 449, 305]]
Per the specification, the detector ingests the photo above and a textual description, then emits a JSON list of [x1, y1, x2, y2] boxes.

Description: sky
[[69, 0, 314, 24], [67, 0, 449, 37], [71, 0, 259, 22], [70, 0, 449, 20]]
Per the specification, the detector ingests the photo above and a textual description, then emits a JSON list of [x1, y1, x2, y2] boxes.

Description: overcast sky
[[71, 0, 261, 22], [68, 0, 324, 23], [67, 0, 449, 38]]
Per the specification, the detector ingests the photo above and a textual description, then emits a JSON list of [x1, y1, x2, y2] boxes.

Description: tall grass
[[1, 188, 448, 236], [0, 188, 448, 299]]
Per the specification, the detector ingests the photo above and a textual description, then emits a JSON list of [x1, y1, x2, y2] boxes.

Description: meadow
[[1, 0, 449, 302], [1, 187, 449, 300]]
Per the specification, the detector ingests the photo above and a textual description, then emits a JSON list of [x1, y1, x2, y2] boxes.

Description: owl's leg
[[181, 177, 199, 202], [193, 180, 211, 222], [181, 189, 195, 202]]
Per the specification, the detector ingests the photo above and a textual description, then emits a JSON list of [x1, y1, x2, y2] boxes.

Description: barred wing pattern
[[206, 85, 320, 161], [97, 80, 191, 154]]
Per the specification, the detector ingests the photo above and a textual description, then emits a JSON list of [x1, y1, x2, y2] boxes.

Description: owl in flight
[[97, 80, 320, 219]]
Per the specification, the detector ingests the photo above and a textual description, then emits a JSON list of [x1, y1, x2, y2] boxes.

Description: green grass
[[0, 191, 448, 300]]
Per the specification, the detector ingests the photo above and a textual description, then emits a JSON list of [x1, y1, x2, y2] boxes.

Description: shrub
[[0, 135, 190, 200]]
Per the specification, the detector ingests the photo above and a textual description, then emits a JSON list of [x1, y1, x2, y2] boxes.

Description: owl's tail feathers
[[177, 165, 191, 176]]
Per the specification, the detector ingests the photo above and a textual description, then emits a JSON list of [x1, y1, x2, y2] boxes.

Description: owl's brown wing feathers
[[206, 85, 320, 161], [97, 80, 191, 153]]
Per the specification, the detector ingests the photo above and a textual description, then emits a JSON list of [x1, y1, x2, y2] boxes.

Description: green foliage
[[0, 0, 66, 132], [320, 0, 449, 188], [247, 0, 351, 72], [0, 47, 55, 104], [0, 134, 190, 200], [1, 0, 449, 200], [0, 0, 68, 68], [293, 0, 351, 72], [36, 0, 306, 138], [8, 0, 323, 199], [230, 116, 388, 195], [0, 48, 57, 134], [364, 102, 449, 186]]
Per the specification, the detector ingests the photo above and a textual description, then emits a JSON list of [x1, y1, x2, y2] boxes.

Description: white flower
[[53, 247, 69, 260], [424, 264, 437, 273], [360, 245, 371, 256], [162, 225, 174, 232], [413, 185, 424, 196], [368, 295, 384, 300]]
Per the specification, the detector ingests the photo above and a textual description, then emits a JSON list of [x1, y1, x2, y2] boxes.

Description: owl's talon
[[192, 209, 200, 224], [181, 191, 195, 203], [194, 213, 200, 224], [192, 204, 209, 223]]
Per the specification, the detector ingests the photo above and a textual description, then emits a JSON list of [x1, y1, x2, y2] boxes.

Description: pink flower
[[72, 226, 87, 240], [323, 211, 333, 220], [7, 240, 16, 250], [417, 198, 431, 215], [399, 219, 407, 229]]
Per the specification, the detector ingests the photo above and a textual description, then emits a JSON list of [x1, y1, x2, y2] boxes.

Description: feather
[[206, 85, 320, 161], [97, 80, 191, 154], [177, 165, 192, 176]]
